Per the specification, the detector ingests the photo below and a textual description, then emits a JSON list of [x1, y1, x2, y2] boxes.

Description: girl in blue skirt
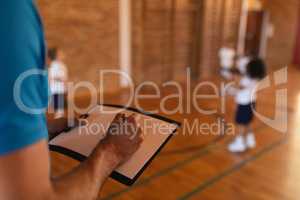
[[227, 58, 266, 153]]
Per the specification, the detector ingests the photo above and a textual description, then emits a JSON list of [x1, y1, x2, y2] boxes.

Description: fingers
[[130, 128, 143, 154], [112, 112, 143, 141], [133, 127, 143, 144], [114, 113, 125, 122], [137, 128, 143, 144], [128, 114, 136, 122], [126, 114, 137, 126], [114, 113, 137, 124]]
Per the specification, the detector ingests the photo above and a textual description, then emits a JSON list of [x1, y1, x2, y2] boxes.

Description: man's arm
[[0, 114, 142, 200]]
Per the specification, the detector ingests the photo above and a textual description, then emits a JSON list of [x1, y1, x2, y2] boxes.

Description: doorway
[[244, 10, 268, 57], [293, 8, 300, 66]]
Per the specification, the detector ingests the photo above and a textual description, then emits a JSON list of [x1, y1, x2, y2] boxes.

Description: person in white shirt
[[227, 58, 266, 153], [236, 55, 250, 75], [219, 47, 236, 80], [48, 47, 68, 118]]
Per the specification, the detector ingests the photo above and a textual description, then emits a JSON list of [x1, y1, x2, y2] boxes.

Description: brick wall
[[262, 0, 299, 69], [37, 0, 120, 92], [172, 0, 197, 81], [199, 0, 242, 77], [37, 0, 242, 88], [200, 0, 224, 77], [37, 0, 298, 91], [132, 0, 242, 81], [132, 0, 180, 84]]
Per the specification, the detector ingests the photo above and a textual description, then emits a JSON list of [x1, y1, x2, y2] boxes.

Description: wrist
[[91, 142, 121, 178], [100, 141, 122, 169]]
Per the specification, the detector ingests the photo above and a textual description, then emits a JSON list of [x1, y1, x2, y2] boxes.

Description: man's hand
[[100, 113, 143, 168], [0, 113, 143, 200]]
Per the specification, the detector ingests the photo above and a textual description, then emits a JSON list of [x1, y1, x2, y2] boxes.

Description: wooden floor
[[50, 66, 300, 200]]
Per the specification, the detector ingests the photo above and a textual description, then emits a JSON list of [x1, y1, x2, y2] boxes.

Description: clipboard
[[49, 104, 180, 186]]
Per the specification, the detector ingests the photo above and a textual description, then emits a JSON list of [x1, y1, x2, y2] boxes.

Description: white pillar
[[119, 0, 132, 87], [237, 0, 249, 56]]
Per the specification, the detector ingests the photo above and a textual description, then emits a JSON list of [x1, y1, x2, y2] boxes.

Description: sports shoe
[[246, 133, 256, 149], [228, 136, 247, 153]]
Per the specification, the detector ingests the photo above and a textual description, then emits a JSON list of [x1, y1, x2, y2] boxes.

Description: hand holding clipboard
[[100, 113, 143, 168], [49, 105, 180, 185]]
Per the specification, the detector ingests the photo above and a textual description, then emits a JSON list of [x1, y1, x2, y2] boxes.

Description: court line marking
[[100, 99, 291, 200], [160, 137, 222, 156], [161, 115, 226, 156], [177, 137, 287, 200], [101, 124, 268, 200]]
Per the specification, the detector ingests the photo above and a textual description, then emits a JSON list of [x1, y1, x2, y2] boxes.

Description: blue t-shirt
[[0, 0, 49, 155]]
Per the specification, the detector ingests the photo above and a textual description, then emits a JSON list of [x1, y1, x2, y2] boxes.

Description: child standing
[[227, 58, 266, 153], [48, 47, 68, 118]]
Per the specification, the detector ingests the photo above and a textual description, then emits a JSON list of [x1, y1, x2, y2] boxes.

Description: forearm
[[0, 114, 140, 200], [46, 120, 119, 199], [48, 145, 119, 200], [0, 141, 119, 200]]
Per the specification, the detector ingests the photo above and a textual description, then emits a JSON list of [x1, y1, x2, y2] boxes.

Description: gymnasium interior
[[38, 0, 300, 199]]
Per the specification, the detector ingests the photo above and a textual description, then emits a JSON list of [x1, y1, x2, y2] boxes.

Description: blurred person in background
[[227, 58, 267, 153], [48, 47, 68, 118], [236, 54, 251, 75]]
